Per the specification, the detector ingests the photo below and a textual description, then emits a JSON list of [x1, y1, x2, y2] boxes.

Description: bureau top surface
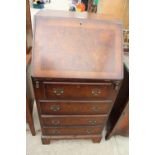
[[32, 10, 123, 80]]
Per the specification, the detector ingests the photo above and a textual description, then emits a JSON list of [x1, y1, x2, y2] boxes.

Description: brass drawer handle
[[51, 120, 60, 125], [51, 130, 60, 134], [89, 120, 97, 125], [92, 106, 100, 112], [53, 88, 64, 96], [50, 105, 60, 112], [91, 88, 101, 96], [86, 129, 93, 134]]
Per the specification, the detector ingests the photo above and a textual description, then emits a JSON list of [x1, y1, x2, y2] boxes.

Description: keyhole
[[80, 22, 82, 25]]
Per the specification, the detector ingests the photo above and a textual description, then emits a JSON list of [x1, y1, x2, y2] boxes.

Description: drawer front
[[41, 115, 107, 126], [39, 101, 112, 115], [43, 126, 103, 135], [33, 81, 115, 100]]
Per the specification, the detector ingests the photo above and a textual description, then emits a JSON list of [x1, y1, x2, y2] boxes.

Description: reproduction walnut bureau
[[31, 10, 123, 144]]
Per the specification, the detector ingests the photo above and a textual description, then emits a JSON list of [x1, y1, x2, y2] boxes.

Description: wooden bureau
[[31, 10, 123, 144]]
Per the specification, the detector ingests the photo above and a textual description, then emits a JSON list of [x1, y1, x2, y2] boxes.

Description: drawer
[[39, 100, 112, 115], [41, 115, 107, 126], [33, 82, 115, 100], [43, 126, 103, 135]]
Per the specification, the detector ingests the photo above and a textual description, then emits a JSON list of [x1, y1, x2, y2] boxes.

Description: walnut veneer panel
[[32, 10, 123, 80]]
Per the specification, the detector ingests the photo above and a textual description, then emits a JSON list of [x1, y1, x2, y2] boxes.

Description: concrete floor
[[26, 103, 129, 155]]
